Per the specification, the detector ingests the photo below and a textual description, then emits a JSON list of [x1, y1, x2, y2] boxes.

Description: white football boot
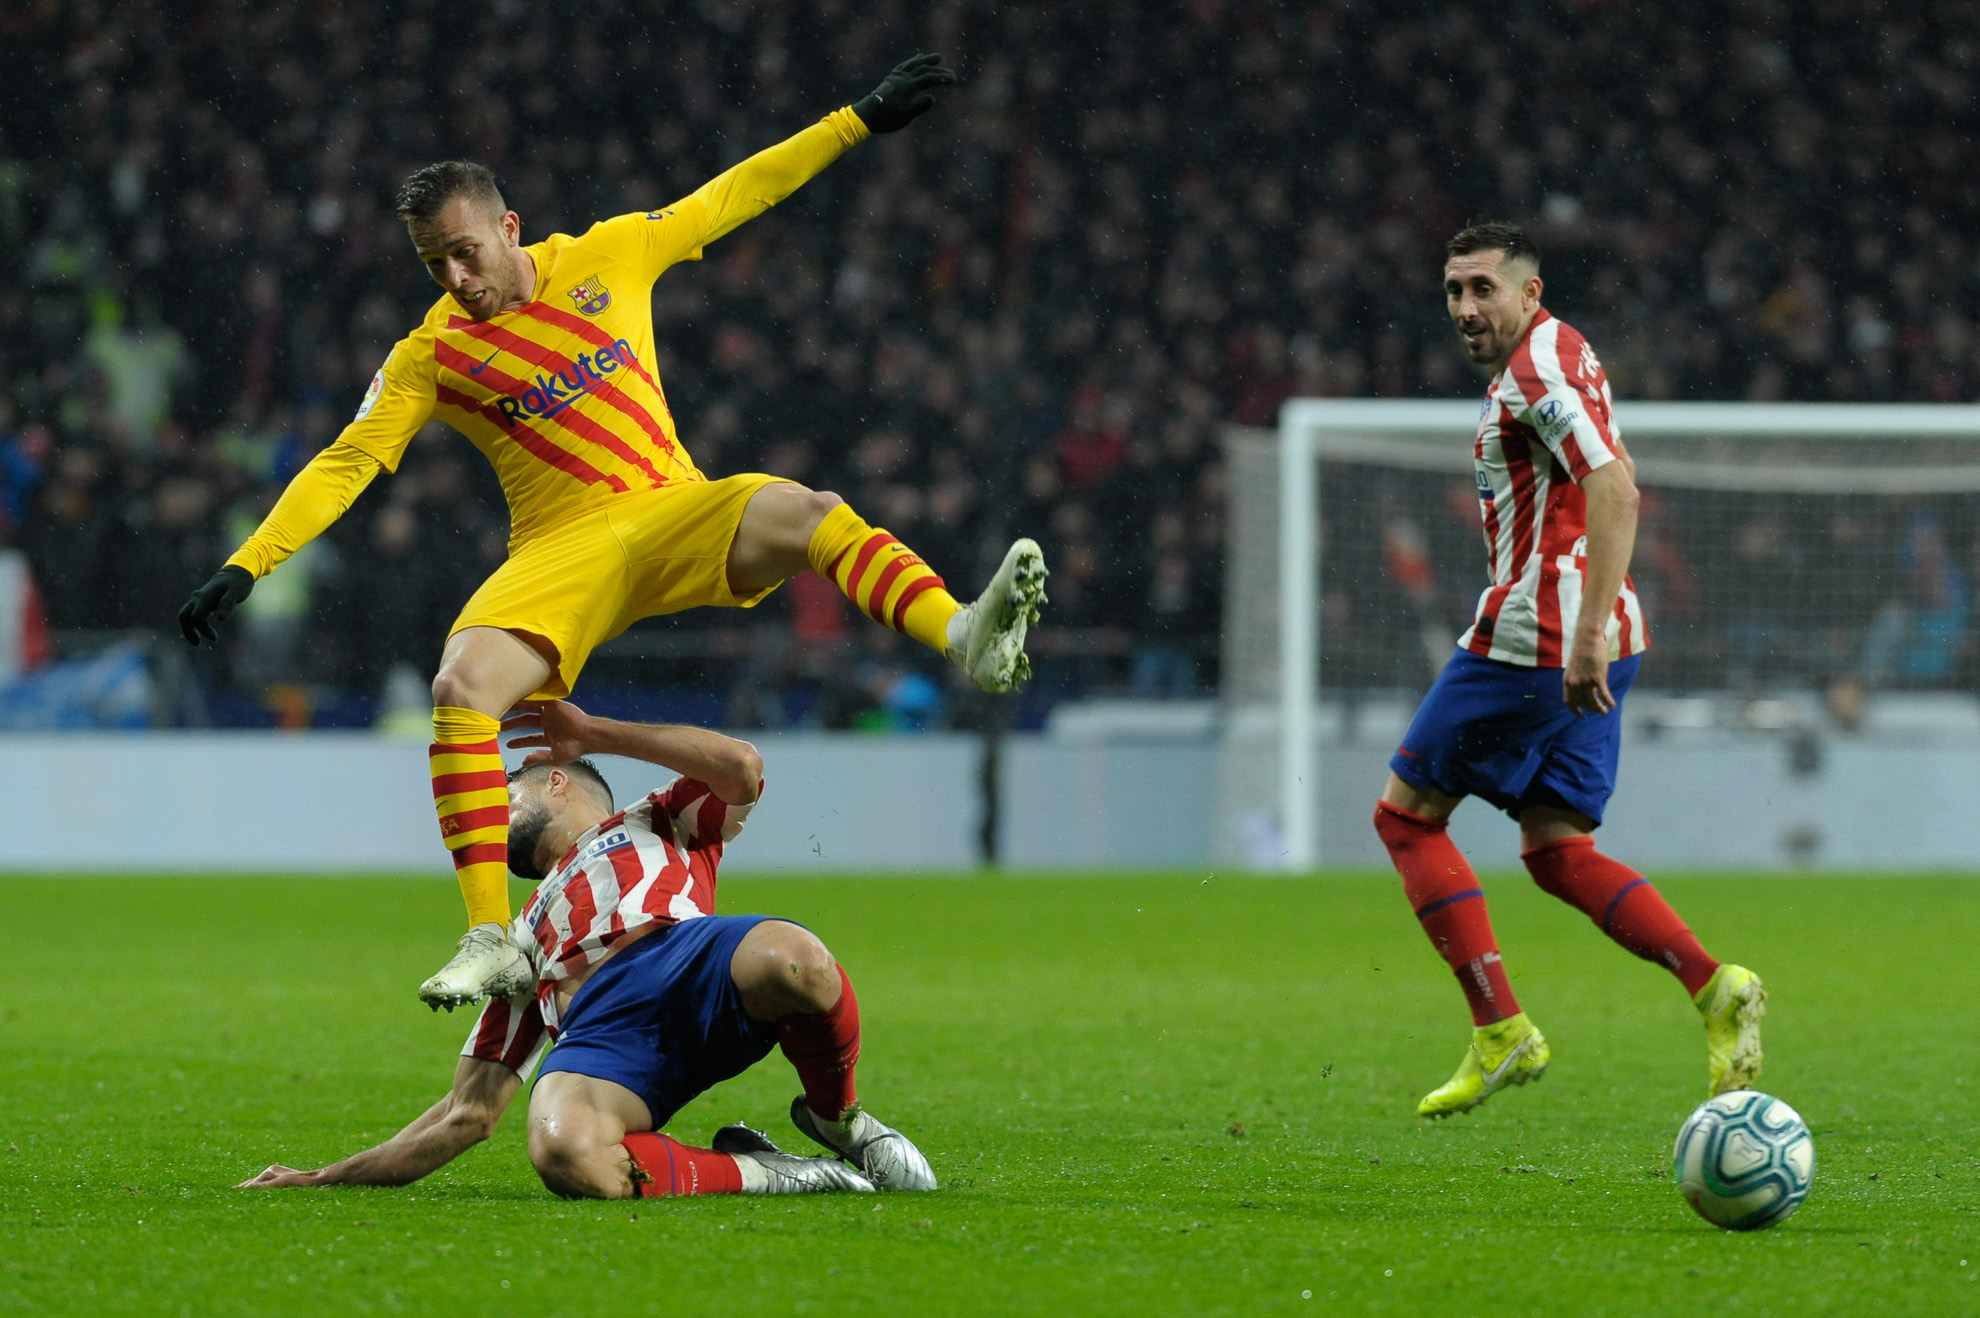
[[711, 1123, 876, 1194], [789, 1097, 938, 1191], [417, 923, 534, 1011], [945, 538, 1048, 693]]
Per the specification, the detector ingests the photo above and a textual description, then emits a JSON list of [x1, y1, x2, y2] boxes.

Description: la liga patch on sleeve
[[354, 356, 389, 420]]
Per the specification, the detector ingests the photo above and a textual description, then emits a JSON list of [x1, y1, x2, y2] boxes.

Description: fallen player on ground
[[239, 703, 933, 1198]]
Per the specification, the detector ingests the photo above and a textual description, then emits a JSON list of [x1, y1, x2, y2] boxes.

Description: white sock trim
[[732, 1151, 769, 1194]]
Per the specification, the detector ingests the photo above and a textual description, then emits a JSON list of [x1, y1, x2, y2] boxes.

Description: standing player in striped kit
[[1373, 223, 1766, 1118], [177, 55, 1047, 1009]]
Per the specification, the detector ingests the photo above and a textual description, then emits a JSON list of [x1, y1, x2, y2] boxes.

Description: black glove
[[852, 52, 958, 134], [178, 565, 254, 646]]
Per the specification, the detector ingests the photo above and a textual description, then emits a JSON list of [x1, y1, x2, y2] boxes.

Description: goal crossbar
[[1271, 398, 1980, 871]]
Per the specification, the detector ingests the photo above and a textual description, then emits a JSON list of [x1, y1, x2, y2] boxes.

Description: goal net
[[1220, 400, 1980, 869]]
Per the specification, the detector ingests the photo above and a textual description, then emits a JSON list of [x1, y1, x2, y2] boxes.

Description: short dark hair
[[394, 160, 505, 225], [1445, 221, 1540, 273], [508, 756, 615, 809]]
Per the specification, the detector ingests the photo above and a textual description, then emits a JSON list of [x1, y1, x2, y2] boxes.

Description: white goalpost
[[1249, 398, 1980, 872]]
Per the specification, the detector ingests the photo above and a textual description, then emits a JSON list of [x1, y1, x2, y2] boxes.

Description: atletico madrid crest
[[567, 277, 612, 316]]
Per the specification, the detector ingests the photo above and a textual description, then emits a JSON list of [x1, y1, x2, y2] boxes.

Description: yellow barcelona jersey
[[332, 108, 869, 549]]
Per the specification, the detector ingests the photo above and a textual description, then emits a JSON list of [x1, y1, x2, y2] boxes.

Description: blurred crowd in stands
[[2, 0, 1979, 726]]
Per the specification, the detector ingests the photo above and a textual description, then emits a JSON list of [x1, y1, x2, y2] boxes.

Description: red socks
[[621, 1133, 744, 1197], [1522, 836, 1719, 995], [618, 966, 865, 1199], [1374, 801, 1519, 1026], [778, 964, 861, 1120], [1377, 798, 1721, 1018]]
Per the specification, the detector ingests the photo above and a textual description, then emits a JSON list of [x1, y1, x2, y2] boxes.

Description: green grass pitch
[[3, 872, 1977, 1316]]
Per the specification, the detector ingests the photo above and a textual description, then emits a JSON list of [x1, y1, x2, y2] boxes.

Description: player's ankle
[[806, 1099, 859, 1132], [730, 1151, 769, 1194]]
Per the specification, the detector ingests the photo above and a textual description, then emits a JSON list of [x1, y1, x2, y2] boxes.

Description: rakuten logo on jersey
[[492, 338, 638, 429]]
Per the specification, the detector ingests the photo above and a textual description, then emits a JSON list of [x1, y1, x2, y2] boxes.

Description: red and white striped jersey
[[1457, 309, 1649, 668], [461, 776, 754, 1077]]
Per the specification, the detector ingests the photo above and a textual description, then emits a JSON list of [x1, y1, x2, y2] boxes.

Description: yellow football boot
[[1416, 1012, 1550, 1118], [1694, 963, 1766, 1096]]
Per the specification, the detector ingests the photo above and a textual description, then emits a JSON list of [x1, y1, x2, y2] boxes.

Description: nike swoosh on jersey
[[469, 349, 500, 376]]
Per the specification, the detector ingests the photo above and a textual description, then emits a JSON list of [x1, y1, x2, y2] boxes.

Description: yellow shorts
[[449, 473, 789, 699]]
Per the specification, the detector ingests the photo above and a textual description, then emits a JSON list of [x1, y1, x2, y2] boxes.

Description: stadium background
[[1, 0, 1979, 868], [3, 6, 1979, 1315]]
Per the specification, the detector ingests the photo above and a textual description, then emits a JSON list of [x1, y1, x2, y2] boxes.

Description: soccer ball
[[1672, 1091, 1815, 1230]]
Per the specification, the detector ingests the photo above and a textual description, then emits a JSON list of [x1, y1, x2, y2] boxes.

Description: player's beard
[[451, 258, 517, 320], [1459, 323, 1500, 366], [456, 281, 503, 320], [507, 799, 553, 880]]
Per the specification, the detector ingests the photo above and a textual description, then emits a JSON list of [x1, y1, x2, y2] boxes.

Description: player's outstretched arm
[[179, 441, 383, 646], [505, 699, 763, 806], [184, 333, 435, 646], [684, 53, 957, 251], [237, 1057, 520, 1189]]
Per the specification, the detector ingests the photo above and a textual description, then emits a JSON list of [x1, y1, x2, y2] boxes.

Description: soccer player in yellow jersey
[[178, 54, 1047, 1009]]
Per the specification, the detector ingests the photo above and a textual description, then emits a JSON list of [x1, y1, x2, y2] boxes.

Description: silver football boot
[[711, 1123, 876, 1194], [789, 1097, 938, 1191]]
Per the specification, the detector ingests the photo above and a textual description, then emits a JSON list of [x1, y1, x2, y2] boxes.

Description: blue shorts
[[1389, 650, 1641, 824], [537, 914, 779, 1128]]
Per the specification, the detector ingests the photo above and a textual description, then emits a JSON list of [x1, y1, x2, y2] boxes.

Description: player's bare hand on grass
[[503, 699, 595, 766], [236, 1164, 325, 1189], [852, 53, 957, 133], [1562, 647, 1615, 716]]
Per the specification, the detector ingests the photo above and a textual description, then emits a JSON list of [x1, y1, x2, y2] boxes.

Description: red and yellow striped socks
[[430, 705, 512, 928], [806, 503, 961, 654]]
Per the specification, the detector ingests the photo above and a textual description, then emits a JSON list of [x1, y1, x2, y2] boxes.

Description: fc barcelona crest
[[567, 277, 612, 316]]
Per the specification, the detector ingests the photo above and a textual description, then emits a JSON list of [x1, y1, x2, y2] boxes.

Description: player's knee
[[804, 488, 846, 516], [735, 484, 845, 575], [788, 488, 845, 545], [1374, 799, 1437, 850], [527, 1124, 604, 1199], [530, 1155, 591, 1200], [430, 667, 470, 710], [778, 927, 842, 1013], [738, 921, 839, 1013]]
